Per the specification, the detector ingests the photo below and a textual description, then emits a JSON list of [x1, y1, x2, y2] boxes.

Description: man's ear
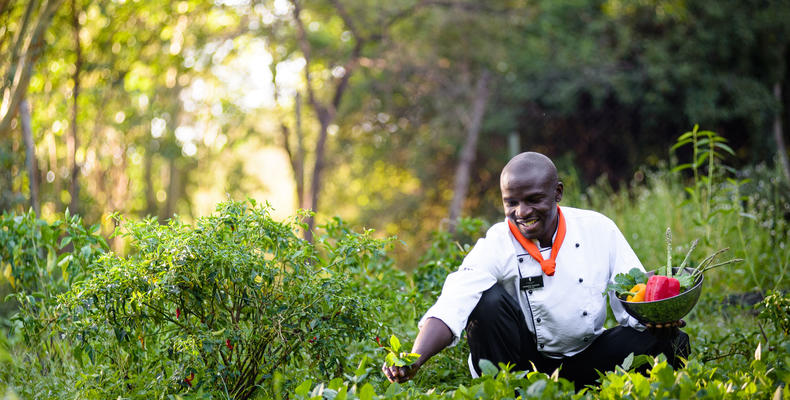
[[555, 181, 564, 203]]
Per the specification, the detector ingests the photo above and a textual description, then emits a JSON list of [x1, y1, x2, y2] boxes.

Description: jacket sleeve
[[418, 225, 506, 346]]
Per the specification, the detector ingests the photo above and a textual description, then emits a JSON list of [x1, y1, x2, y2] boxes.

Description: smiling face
[[500, 152, 563, 247]]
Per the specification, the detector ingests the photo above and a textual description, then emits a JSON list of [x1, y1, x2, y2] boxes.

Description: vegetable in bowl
[[606, 228, 742, 323]]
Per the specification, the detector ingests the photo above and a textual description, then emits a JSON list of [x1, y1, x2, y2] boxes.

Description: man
[[382, 152, 689, 387]]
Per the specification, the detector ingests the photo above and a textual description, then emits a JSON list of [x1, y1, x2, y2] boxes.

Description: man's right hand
[[381, 363, 420, 383], [379, 317, 454, 384]]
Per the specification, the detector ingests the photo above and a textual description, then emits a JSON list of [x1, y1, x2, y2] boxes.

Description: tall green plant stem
[[665, 227, 673, 278], [732, 182, 761, 289], [704, 129, 715, 240]]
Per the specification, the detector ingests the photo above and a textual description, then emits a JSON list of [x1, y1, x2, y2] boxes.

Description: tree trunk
[[304, 113, 331, 243], [20, 99, 39, 214], [295, 91, 306, 209], [0, 0, 64, 138], [448, 69, 490, 232], [774, 82, 790, 182], [144, 145, 156, 217], [280, 91, 306, 213], [292, 0, 343, 242], [68, 0, 81, 213], [163, 157, 178, 221]]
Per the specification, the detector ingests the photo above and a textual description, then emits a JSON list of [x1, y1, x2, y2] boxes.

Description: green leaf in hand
[[383, 334, 420, 367], [389, 335, 400, 353]]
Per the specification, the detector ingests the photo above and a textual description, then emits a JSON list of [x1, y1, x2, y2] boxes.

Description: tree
[[0, 0, 63, 138], [250, 0, 422, 241]]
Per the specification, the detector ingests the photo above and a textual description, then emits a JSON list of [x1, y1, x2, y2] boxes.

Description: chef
[[382, 151, 689, 387]]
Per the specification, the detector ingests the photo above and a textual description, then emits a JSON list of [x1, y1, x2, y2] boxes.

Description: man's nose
[[516, 203, 531, 217]]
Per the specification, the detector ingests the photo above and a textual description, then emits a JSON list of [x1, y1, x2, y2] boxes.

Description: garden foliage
[[0, 208, 107, 373], [1, 200, 395, 399], [1, 130, 789, 399]]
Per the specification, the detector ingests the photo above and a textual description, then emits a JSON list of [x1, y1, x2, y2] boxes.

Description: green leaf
[[676, 131, 694, 141], [401, 352, 420, 364], [383, 383, 402, 397], [628, 268, 647, 284], [389, 335, 400, 353], [676, 274, 695, 290], [385, 352, 399, 367], [715, 142, 736, 155], [354, 355, 369, 378], [606, 267, 647, 296], [46, 250, 56, 274], [621, 352, 634, 370], [322, 388, 338, 400], [526, 380, 547, 397], [695, 152, 710, 167], [632, 354, 653, 370], [212, 328, 226, 336], [358, 383, 375, 400], [670, 163, 693, 173], [478, 359, 498, 377]]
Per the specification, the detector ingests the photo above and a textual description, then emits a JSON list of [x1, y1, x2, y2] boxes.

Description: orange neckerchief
[[507, 206, 566, 276]]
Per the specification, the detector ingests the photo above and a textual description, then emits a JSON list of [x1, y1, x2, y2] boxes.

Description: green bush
[[60, 200, 397, 399], [0, 208, 107, 378], [0, 200, 402, 399]]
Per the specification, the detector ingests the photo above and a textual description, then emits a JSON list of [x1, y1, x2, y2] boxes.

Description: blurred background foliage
[[1, 0, 789, 266]]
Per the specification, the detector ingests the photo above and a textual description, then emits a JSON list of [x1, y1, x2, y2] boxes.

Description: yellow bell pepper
[[626, 283, 646, 302]]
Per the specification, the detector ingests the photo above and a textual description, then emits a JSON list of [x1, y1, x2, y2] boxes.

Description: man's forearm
[[411, 317, 454, 368]]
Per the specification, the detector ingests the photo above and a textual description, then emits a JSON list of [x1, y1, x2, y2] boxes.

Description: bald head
[[500, 152, 559, 191]]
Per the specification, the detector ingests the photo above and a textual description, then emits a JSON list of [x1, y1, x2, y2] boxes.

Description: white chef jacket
[[419, 206, 644, 358]]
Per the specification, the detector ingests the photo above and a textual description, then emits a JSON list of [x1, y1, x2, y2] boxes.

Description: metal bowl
[[617, 267, 704, 324]]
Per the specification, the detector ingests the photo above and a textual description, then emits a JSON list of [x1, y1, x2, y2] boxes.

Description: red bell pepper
[[644, 275, 680, 301]]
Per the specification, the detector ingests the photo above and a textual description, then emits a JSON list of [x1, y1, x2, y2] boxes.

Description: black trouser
[[466, 284, 690, 388]]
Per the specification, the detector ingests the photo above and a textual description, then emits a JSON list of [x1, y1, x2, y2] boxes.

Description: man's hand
[[379, 318, 454, 384], [381, 362, 420, 383], [645, 319, 685, 339]]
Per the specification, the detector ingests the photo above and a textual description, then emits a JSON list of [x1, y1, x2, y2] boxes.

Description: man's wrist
[[413, 355, 427, 369]]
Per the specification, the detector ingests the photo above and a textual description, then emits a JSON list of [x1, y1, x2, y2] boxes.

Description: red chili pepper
[[184, 372, 194, 387], [645, 275, 680, 301], [308, 336, 317, 343], [226, 339, 233, 350], [176, 308, 181, 319], [375, 336, 381, 346]]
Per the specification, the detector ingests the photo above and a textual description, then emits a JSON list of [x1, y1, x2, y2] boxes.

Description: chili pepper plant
[[52, 200, 387, 399]]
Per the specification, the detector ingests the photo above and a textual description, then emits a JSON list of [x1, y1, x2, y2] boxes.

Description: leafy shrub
[[46, 200, 390, 399], [413, 217, 485, 298], [0, 208, 107, 296], [291, 352, 790, 400], [0, 209, 107, 369], [759, 291, 790, 335], [291, 361, 581, 400]]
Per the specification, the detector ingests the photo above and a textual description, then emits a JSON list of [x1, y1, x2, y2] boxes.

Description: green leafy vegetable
[[606, 267, 648, 297]]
